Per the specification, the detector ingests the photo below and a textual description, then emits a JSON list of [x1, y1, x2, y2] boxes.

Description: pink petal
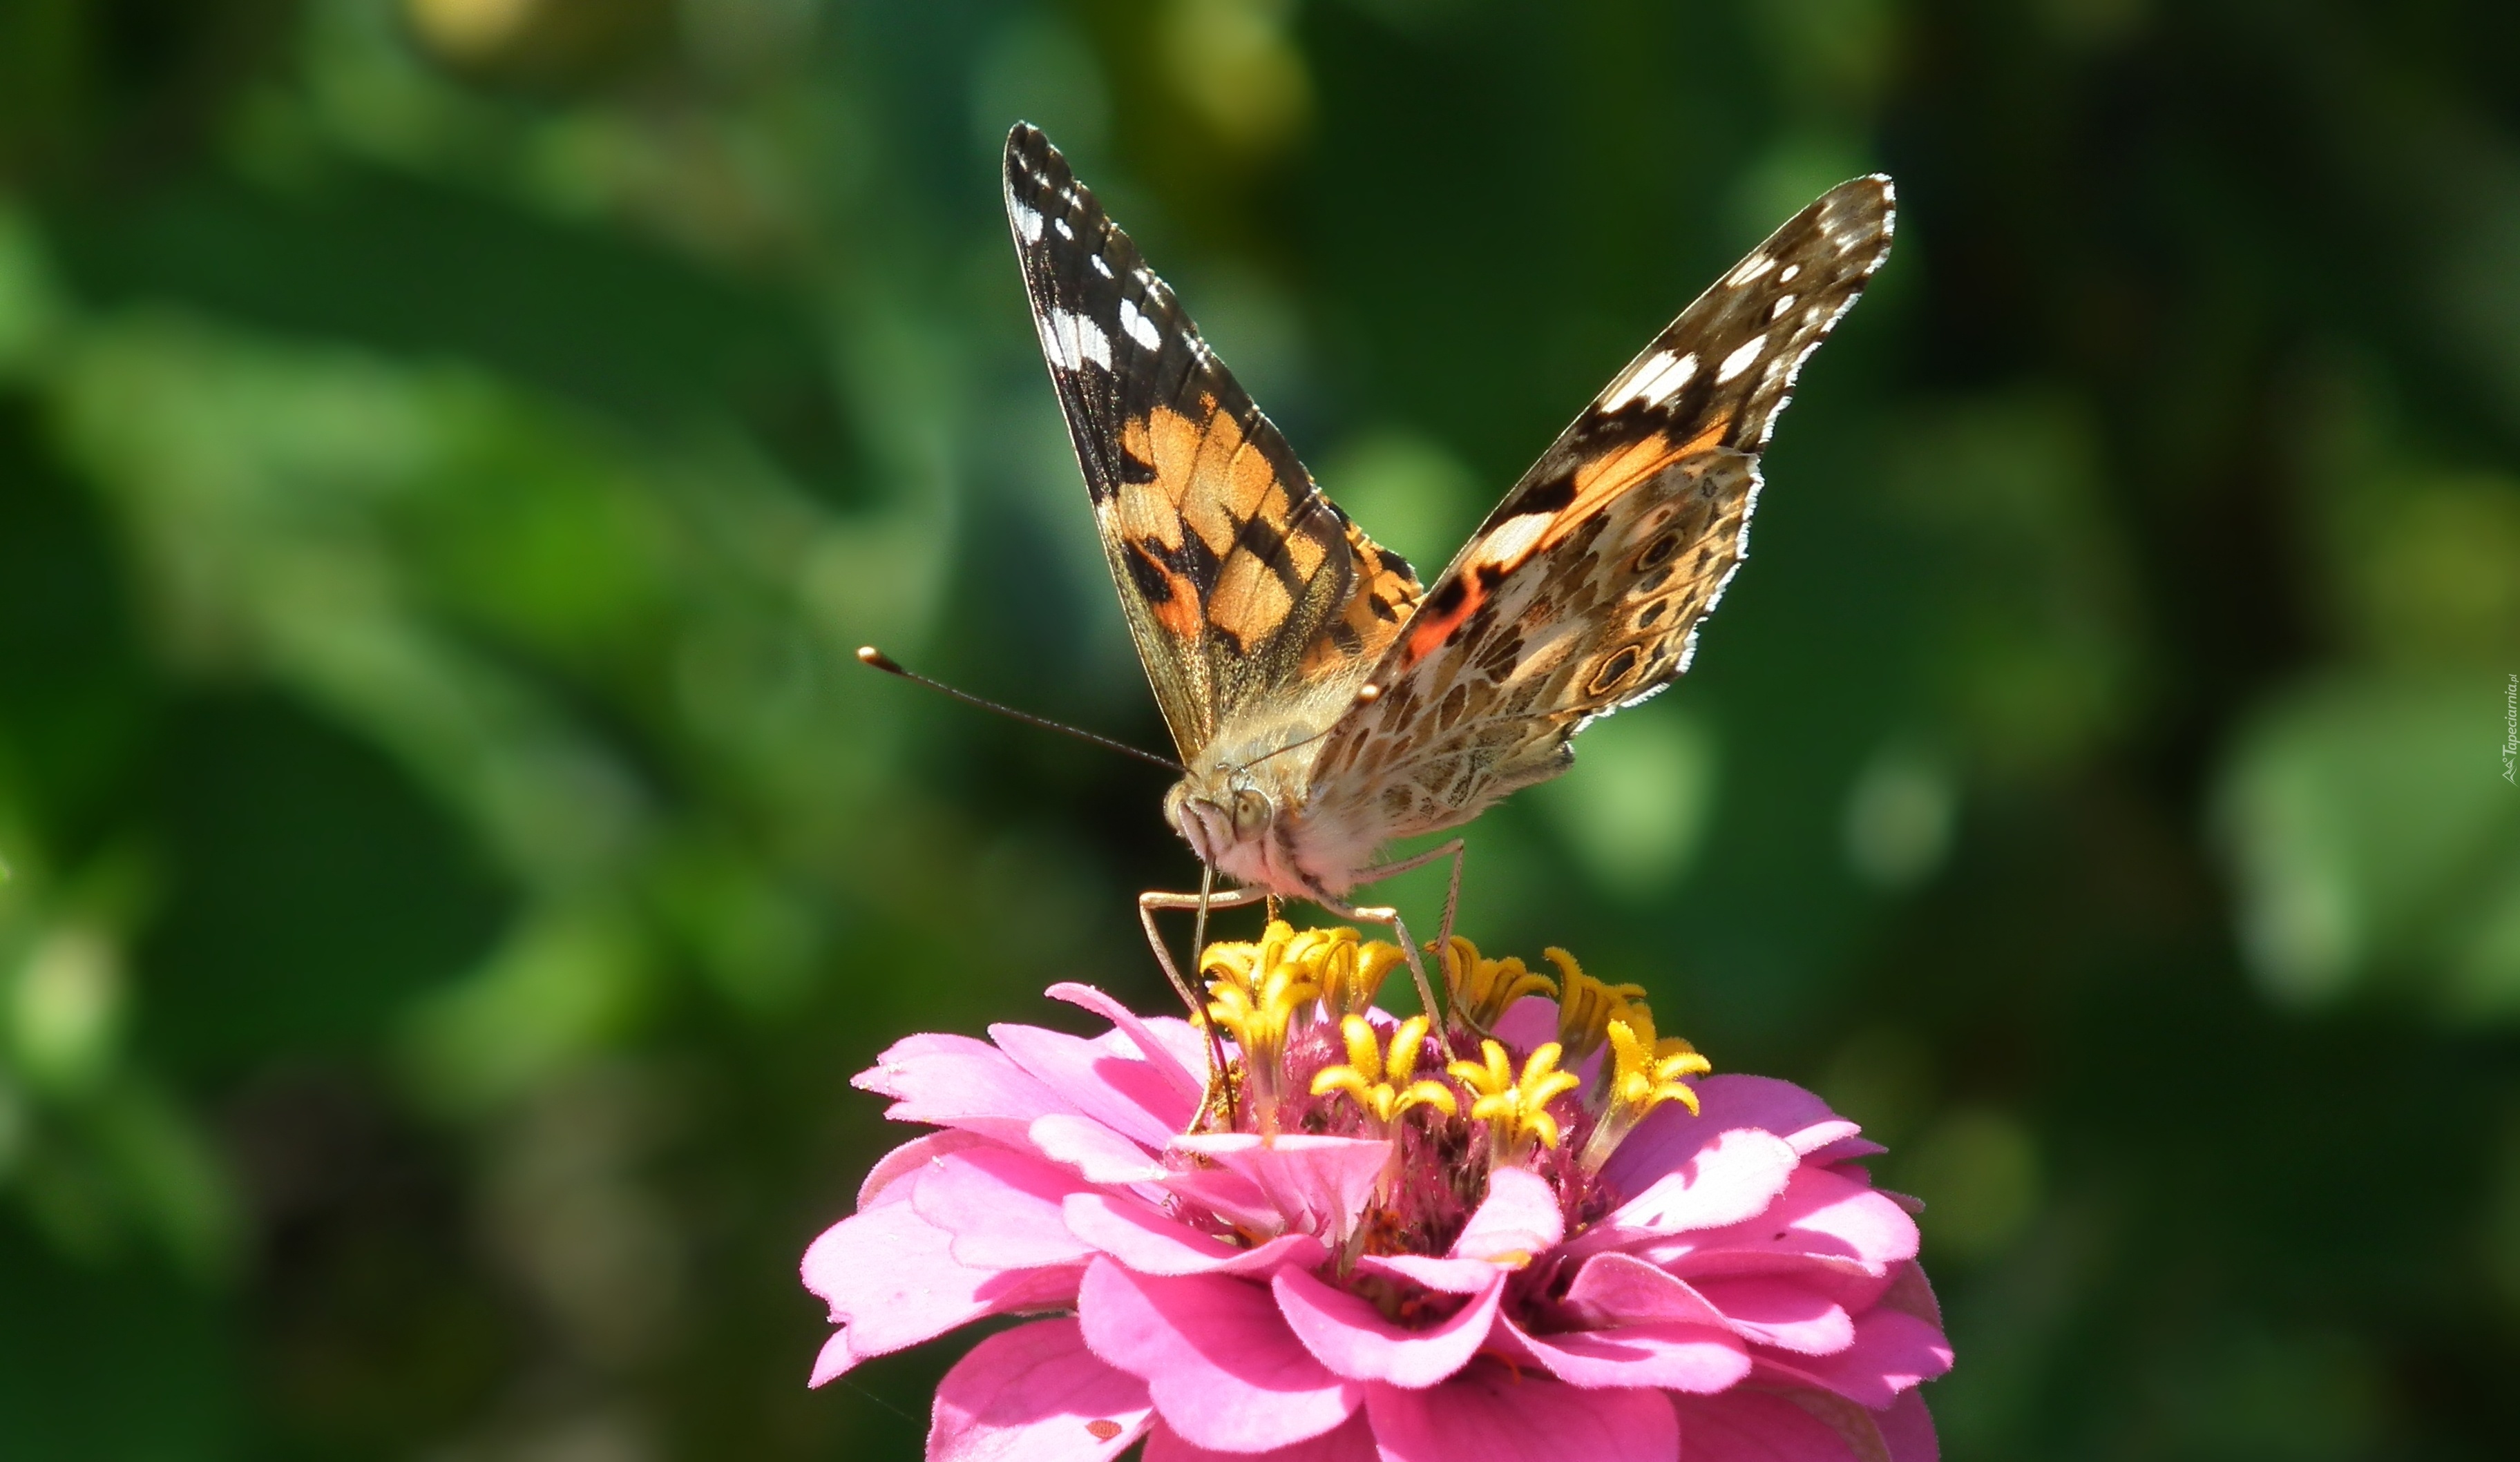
[[1752, 1308, 1952, 1407], [1603, 1075, 1862, 1195], [993, 1023, 1188, 1149], [803, 1198, 1081, 1356], [1691, 1276, 1854, 1355], [1134, 1012, 1217, 1081], [1270, 1266, 1501, 1388], [1597, 1127, 1800, 1240], [859, 1131, 991, 1210], [1875, 1260, 1945, 1331], [1644, 1247, 1895, 1316], [1064, 1193, 1330, 1277], [1674, 1389, 1897, 1462], [1493, 1313, 1750, 1393], [1357, 1252, 1512, 1296], [1489, 996, 1561, 1052], [1451, 1166, 1564, 1264], [1142, 1411, 1378, 1462], [1046, 983, 1208, 1114], [914, 1146, 1098, 1270], [1078, 1258, 1362, 1454], [1807, 1135, 1889, 1166], [808, 1329, 858, 1388], [1650, 1166, 1920, 1280], [1879, 1389, 1940, 1462], [1559, 1252, 1729, 1329], [929, 1318, 1151, 1462], [1169, 1133, 1388, 1241], [857, 1033, 1079, 1145], [1161, 1161, 1286, 1235], [1031, 1113, 1167, 1184], [1364, 1363, 1677, 1462]]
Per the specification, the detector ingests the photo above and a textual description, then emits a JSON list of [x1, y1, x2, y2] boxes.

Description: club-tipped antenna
[[857, 646, 1187, 774]]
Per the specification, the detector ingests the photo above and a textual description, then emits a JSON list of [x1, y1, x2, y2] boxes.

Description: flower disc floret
[[1311, 1014, 1456, 1132], [1449, 1037, 1583, 1166], [1437, 934, 1558, 1041], [1579, 1014, 1716, 1169], [1549, 946, 1650, 1062], [1200, 921, 1326, 1123], [1304, 927, 1409, 1017]]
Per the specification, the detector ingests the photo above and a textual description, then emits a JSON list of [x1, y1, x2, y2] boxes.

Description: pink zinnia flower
[[803, 923, 1951, 1459]]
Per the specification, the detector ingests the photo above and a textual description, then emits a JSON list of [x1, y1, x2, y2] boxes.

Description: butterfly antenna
[[856, 647, 1187, 774]]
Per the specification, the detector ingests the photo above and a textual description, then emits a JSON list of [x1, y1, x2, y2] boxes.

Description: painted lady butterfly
[[1003, 125, 1893, 1017]]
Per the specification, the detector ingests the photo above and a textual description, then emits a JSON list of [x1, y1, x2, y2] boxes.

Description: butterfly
[[1003, 124, 1893, 1020]]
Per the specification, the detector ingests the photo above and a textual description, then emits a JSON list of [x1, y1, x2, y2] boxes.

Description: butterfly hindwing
[[1306, 177, 1896, 837], [1004, 126, 1422, 762]]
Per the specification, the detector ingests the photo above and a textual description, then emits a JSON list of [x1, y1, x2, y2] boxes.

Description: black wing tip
[[1790, 174, 1896, 272], [1808, 174, 1895, 224], [1835, 174, 1897, 227], [1003, 122, 1074, 202]]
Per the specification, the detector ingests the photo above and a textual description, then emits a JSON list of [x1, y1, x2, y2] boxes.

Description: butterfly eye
[[1232, 788, 1272, 836]]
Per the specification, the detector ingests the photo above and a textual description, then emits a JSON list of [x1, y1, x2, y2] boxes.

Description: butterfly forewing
[[1301, 177, 1895, 847], [1003, 126, 1422, 763]]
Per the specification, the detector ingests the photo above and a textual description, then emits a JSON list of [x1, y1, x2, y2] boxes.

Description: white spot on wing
[[1012, 204, 1044, 243], [1053, 218, 1075, 240], [1601, 350, 1699, 411], [1091, 256, 1113, 278], [1769, 294, 1797, 320], [1715, 334, 1769, 384], [1604, 350, 1672, 407], [1473, 512, 1552, 569], [1728, 253, 1777, 287], [1777, 263, 1802, 284], [1042, 309, 1111, 372], [1118, 297, 1161, 350]]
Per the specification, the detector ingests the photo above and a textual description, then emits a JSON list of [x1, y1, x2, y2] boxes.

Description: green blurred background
[[1, 0, 2516, 1456]]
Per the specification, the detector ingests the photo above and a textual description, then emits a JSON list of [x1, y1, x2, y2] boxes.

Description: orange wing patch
[[1113, 396, 1354, 656], [1393, 416, 1736, 673], [1208, 547, 1295, 646], [1302, 518, 1422, 675], [1540, 412, 1731, 552], [1115, 405, 1212, 642]]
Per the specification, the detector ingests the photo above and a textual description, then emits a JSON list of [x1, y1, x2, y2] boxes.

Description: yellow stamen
[[1201, 921, 1321, 1124], [1548, 949, 1648, 1063], [1579, 1016, 1714, 1170], [1449, 1039, 1582, 1167], [1312, 1015, 1458, 1132], [1436, 936, 1558, 1042], [1281, 926, 1408, 1019]]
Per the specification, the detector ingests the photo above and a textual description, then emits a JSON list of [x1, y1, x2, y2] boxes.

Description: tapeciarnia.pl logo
[[2504, 673, 2517, 786]]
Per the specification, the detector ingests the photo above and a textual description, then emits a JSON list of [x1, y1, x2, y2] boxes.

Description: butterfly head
[[1164, 771, 1276, 874]]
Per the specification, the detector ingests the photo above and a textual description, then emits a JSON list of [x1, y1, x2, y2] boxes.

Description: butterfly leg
[[1138, 884, 1269, 1016], [1341, 838, 1468, 1029], [1140, 882, 1268, 1131], [1311, 896, 1445, 1057]]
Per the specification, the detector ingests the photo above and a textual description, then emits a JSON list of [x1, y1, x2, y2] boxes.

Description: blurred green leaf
[[2217, 673, 2520, 1018]]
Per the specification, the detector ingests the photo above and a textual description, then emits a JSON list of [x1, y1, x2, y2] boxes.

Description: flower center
[[1192, 922, 1710, 1260]]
